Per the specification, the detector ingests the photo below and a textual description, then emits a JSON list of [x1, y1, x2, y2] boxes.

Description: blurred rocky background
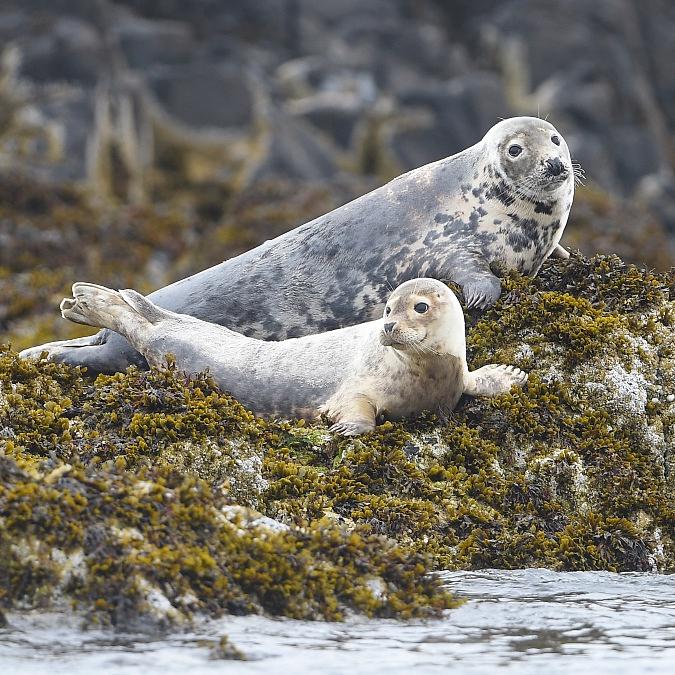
[[1, 0, 674, 348]]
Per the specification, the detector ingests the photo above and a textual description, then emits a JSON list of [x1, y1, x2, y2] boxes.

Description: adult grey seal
[[22, 116, 575, 374], [59, 278, 527, 435]]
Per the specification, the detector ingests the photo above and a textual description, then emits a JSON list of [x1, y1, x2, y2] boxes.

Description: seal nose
[[545, 157, 565, 176], [383, 321, 397, 334]]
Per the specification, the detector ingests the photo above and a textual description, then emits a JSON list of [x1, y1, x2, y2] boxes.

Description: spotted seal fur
[[59, 279, 527, 435], [22, 116, 575, 374]]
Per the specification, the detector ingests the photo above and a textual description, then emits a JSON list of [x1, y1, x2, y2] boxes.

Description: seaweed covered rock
[[0, 254, 674, 630], [0, 355, 455, 628]]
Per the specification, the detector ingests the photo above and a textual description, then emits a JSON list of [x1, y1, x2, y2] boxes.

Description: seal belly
[[378, 354, 465, 421], [202, 323, 373, 418]]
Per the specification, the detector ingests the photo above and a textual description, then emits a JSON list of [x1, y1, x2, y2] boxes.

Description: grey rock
[[287, 93, 364, 149], [114, 16, 195, 68], [608, 125, 662, 193], [277, 56, 377, 103], [250, 110, 339, 182], [148, 62, 255, 131], [636, 170, 675, 234], [18, 16, 105, 87], [389, 72, 510, 169], [298, 0, 401, 26], [0, 0, 674, 243]]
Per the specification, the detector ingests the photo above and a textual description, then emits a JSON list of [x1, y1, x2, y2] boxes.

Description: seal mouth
[[538, 171, 570, 194], [380, 332, 412, 348], [544, 170, 569, 183], [379, 330, 427, 349]]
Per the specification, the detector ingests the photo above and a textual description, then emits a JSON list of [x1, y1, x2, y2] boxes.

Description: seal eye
[[414, 302, 429, 314], [385, 306, 391, 316], [551, 135, 560, 146], [508, 144, 522, 157]]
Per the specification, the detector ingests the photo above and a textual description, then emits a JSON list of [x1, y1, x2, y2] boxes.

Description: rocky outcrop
[[0, 359, 457, 628], [1, 254, 673, 629]]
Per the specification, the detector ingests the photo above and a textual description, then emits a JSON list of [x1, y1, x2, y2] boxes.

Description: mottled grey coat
[[22, 116, 575, 373]]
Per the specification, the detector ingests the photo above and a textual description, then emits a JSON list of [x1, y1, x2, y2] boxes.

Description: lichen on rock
[[0, 253, 673, 630]]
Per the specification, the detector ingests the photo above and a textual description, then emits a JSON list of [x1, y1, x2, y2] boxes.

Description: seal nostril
[[546, 157, 564, 176], [383, 322, 396, 334]]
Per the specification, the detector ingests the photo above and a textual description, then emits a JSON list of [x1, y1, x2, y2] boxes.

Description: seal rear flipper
[[550, 243, 571, 260], [118, 289, 172, 324], [19, 332, 105, 360], [464, 364, 528, 397], [60, 283, 168, 341], [19, 329, 148, 374]]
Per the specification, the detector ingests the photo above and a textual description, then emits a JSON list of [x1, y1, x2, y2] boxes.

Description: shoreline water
[[2, 569, 674, 675]]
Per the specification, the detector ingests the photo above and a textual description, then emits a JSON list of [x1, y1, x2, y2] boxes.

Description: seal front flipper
[[464, 364, 528, 397], [330, 419, 376, 436], [322, 392, 377, 436], [441, 250, 501, 309]]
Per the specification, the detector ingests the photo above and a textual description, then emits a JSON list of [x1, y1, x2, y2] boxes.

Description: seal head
[[484, 117, 573, 198], [379, 278, 465, 358]]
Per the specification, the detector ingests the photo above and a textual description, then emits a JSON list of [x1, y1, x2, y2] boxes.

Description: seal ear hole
[[414, 302, 429, 314], [551, 135, 561, 146], [385, 306, 391, 316], [508, 144, 523, 157]]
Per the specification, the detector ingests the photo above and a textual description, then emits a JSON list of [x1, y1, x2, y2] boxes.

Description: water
[[2, 569, 675, 674]]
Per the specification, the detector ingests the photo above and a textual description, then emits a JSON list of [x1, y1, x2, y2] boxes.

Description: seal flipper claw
[[444, 250, 502, 309], [464, 363, 528, 397], [323, 392, 377, 436], [551, 243, 571, 260], [330, 420, 375, 436], [462, 278, 500, 309]]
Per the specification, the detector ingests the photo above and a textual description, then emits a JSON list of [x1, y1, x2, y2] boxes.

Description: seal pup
[[23, 116, 575, 374], [59, 279, 527, 435]]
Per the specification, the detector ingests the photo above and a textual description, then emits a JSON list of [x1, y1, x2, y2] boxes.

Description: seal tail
[[60, 283, 168, 334]]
